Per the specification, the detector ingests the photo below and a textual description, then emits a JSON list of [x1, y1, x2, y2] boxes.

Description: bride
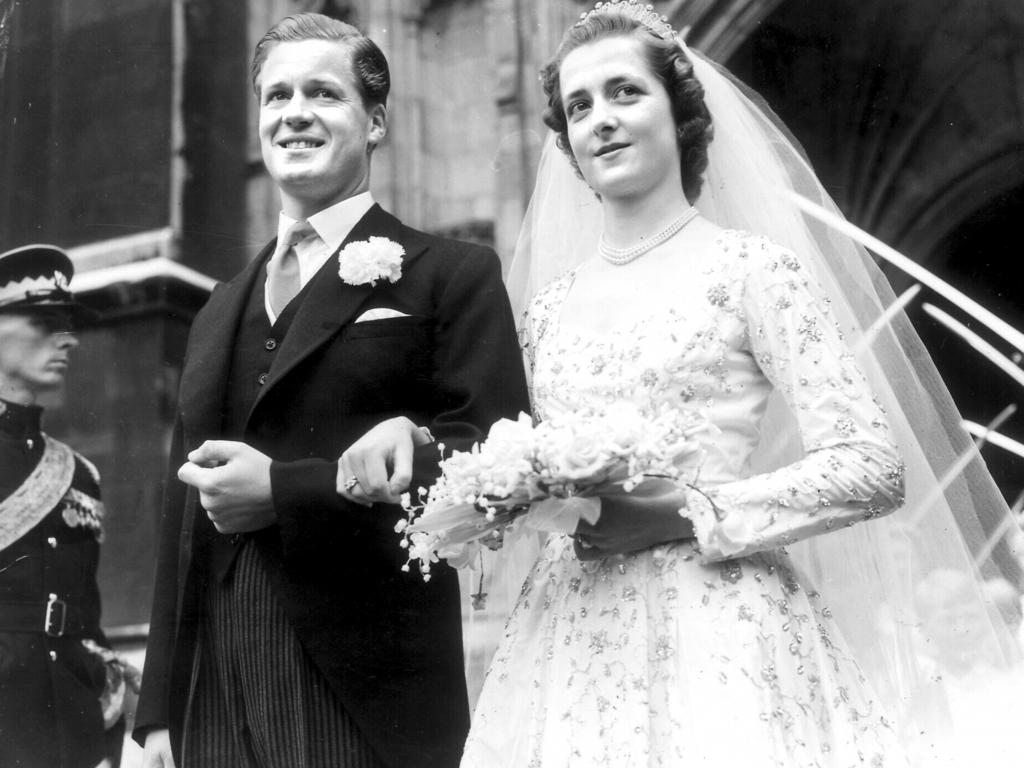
[[349, 1, 1020, 765], [453, 2, 1021, 766]]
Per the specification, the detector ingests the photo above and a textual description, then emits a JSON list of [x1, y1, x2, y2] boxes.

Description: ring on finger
[[343, 475, 360, 492], [575, 534, 594, 550]]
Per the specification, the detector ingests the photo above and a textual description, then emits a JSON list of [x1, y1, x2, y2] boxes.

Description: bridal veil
[[476, 26, 1021, 765]]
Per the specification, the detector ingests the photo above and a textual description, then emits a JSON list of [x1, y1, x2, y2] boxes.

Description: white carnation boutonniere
[[338, 237, 404, 287]]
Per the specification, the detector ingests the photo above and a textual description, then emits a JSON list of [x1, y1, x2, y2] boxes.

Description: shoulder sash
[[0, 436, 76, 551]]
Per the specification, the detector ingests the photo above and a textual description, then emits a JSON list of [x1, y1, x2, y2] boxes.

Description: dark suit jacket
[[134, 205, 529, 768]]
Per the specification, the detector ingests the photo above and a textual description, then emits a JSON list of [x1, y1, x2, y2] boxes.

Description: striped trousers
[[182, 541, 386, 768]]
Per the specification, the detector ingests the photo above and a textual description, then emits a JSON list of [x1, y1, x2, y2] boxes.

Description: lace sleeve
[[684, 238, 906, 562], [517, 302, 538, 420]]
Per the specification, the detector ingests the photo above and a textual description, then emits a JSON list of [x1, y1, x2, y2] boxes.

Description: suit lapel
[[178, 242, 274, 440], [248, 205, 426, 418]]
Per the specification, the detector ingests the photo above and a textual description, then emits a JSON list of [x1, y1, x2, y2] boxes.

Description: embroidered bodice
[[523, 230, 905, 561]]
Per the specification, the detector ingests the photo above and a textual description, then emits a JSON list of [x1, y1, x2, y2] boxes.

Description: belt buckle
[[45, 593, 67, 637]]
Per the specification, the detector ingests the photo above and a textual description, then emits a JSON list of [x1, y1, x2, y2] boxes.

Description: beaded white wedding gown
[[461, 231, 909, 767]]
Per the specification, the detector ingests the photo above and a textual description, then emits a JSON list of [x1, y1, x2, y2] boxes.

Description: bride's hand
[[573, 478, 694, 561], [337, 417, 433, 506]]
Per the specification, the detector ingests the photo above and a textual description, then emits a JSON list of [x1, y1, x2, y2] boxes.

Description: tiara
[[576, 0, 675, 39]]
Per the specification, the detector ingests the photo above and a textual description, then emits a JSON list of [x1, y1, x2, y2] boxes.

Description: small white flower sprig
[[396, 403, 708, 583], [338, 237, 404, 287]]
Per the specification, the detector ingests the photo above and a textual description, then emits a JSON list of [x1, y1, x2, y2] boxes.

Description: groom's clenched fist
[[178, 440, 275, 533]]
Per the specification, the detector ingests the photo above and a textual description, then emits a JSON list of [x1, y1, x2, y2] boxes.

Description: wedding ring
[[343, 475, 360, 492], [575, 534, 594, 550]]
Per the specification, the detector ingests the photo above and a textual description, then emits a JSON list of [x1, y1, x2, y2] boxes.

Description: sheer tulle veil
[[477, 23, 1021, 763]]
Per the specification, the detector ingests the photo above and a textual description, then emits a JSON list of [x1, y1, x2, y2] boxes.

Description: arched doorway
[[919, 184, 1024, 500], [714, 0, 1024, 496]]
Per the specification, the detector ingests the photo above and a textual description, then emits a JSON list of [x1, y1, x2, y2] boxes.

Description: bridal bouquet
[[397, 402, 706, 580]]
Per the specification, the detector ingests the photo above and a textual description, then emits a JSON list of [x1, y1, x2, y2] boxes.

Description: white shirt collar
[[266, 191, 376, 324], [274, 191, 376, 256]]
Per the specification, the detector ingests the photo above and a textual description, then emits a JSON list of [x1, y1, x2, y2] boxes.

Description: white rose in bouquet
[[399, 405, 708, 583], [538, 425, 613, 484]]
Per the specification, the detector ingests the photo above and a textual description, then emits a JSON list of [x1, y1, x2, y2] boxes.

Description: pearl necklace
[[598, 206, 699, 265]]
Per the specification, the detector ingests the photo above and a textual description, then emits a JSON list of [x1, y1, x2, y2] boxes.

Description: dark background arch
[[717, 0, 1024, 498]]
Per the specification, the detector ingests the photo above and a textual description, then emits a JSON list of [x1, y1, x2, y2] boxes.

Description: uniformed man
[[0, 244, 126, 767]]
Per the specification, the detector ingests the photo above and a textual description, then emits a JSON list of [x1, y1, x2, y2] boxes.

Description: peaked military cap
[[0, 244, 93, 323]]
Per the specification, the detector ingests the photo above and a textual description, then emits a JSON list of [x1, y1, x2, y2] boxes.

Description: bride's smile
[[560, 35, 683, 206]]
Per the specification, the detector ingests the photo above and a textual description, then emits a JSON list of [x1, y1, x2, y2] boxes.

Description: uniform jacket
[[134, 205, 530, 768], [0, 399, 118, 768]]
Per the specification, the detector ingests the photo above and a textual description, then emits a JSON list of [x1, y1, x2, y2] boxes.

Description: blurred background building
[[1, 0, 1022, 665]]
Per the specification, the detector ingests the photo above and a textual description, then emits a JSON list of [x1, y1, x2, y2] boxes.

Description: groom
[[134, 13, 528, 768]]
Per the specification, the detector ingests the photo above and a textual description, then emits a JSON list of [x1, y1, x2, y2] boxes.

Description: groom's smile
[[277, 136, 326, 150], [257, 39, 386, 219]]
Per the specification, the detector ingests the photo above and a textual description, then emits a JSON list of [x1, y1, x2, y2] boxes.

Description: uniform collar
[[0, 398, 43, 438]]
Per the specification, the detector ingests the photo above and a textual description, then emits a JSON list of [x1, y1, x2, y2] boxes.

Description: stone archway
[[918, 182, 1024, 495], [714, 0, 1024, 494], [900, 149, 1024, 268], [722, 0, 1024, 244]]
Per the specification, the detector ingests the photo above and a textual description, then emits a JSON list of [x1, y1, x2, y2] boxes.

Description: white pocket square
[[354, 307, 410, 322]]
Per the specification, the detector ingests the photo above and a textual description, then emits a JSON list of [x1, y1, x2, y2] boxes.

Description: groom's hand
[[337, 417, 433, 506], [574, 478, 694, 561], [142, 727, 176, 768], [178, 440, 275, 533]]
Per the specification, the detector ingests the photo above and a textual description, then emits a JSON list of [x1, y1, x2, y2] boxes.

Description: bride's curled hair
[[540, 12, 713, 202]]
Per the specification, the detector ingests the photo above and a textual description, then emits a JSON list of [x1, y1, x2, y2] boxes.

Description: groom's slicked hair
[[251, 12, 390, 108]]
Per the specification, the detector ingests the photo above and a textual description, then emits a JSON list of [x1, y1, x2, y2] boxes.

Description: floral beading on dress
[[461, 231, 908, 767]]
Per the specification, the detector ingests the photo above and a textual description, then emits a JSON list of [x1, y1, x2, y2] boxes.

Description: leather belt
[[0, 595, 86, 637]]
